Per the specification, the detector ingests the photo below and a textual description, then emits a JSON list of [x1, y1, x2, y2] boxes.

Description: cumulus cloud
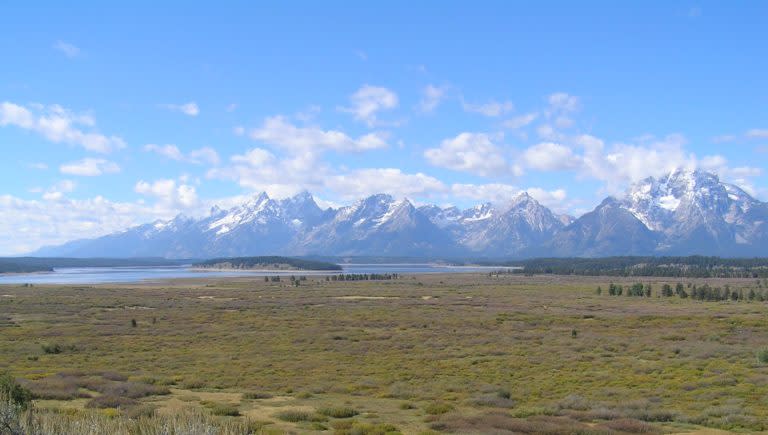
[[0, 195, 144, 254], [424, 132, 509, 176], [295, 105, 321, 122], [144, 144, 220, 165], [419, 85, 447, 113], [327, 168, 446, 200], [0, 102, 126, 153], [135, 178, 198, 208], [249, 116, 388, 153], [60, 158, 121, 176], [210, 146, 447, 201], [53, 40, 80, 58], [339, 85, 398, 127], [462, 99, 514, 117], [42, 180, 76, 201], [208, 147, 327, 198], [522, 142, 580, 171], [449, 183, 568, 211], [547, 92, 580, 113], [161, 102, 199, 116], [503, 113, 538, 129]]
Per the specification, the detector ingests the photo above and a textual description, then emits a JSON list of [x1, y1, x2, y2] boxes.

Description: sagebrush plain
[[2, 273, 768, 434]]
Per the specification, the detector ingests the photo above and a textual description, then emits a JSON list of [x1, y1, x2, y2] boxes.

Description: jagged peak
[[287, 190, 313, 202], [242, 191, 271, 208], [361, 193, 395, 203]]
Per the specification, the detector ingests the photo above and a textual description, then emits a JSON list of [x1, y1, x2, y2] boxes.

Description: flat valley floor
[[2, 273, 768, 434]]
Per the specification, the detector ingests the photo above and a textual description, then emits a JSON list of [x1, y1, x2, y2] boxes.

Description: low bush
[[0, 372, 32, 409], [85, 395, 138, 409], [470, 393, 516, 408], [757, 348, 768, 364], [604, 418, 660, 433], [424, 402, 454, 415], [98, 381, 170, 399], [274, 410, 327, 422], [243, 391, 273, 399], [318, 406, 359, 418], [208, 403, 240, 417]]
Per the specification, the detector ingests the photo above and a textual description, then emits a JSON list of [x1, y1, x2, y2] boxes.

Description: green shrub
[[275, 410, 326, 422], [757, 348, 768, 364], [0, 372, 32, 409], [319, 406, 359, 418], [424, 402, 453, 415], [208, 403, 240, 416], [243, 391, 273, 399], [86, 395, 138, 409]]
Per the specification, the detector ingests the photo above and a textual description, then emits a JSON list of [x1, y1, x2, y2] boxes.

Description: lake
[[0, 264, 509, 285]]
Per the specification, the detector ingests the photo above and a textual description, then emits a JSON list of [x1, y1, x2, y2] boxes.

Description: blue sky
[[1, 1, 767, 254]]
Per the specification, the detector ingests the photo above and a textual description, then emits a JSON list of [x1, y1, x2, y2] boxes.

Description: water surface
[[0, 264, 506, 285]]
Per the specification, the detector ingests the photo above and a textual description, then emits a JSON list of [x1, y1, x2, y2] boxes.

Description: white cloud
[[536, 124, 563, 141], [188, 147, 221, 165], [327, 168, 446, 200], [462, 99, 514, 117], [161, 102, 199, 116], [419, 85, 447, 113], [29, 162, 48, 170], [526, 187, 568, 206], [746, 129, 768, 139], [249, 116, 388, 153], [503, 113, 538, 129], [712, 134, 736, 143], [226, 103, 238, 112], [60, 158, 120, 176], [575, 134, 688, 192], [53, 40, 80, 58], [0, 102, 125, 153], [522, 142, 580, 171], [42, 180, 76, 201], [339, 85, 398, 127], [144, 144, 184, 160], [295, 105, 321, 122], [548, 92, 580, 113], [424, 132, 508, 176], [449, 183, 569, 211], [135, 178, 198, 208], [450, 183, 521, 203], [211, 145, 448, 202], [144, 144, 220, 165], [208, 147, 327, 198], [0, 195, 143, 254]]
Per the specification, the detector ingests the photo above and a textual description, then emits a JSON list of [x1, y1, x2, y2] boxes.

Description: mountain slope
[[542, 169, 768, 257], [33, 169, 768, 258]]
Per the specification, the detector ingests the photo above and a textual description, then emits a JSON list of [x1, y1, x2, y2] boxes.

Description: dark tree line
[[507, 256, 768, 278], [325, 273, 399, 281], [600, 281, 768, 302]]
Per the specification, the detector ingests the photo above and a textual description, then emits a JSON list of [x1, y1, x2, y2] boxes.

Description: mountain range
[[34, 169, 768, 258]]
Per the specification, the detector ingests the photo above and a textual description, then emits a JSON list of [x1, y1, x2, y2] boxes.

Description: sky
[[1, 1, 767, 255]]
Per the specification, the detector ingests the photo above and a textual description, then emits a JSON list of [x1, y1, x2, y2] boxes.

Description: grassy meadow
[[2, 273, 768, 434]]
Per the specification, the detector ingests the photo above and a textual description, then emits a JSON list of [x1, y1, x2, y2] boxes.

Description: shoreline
[[189, 267, 341, 273]]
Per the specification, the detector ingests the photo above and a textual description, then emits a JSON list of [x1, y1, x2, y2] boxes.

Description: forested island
[[193, 256, 342, 271]]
